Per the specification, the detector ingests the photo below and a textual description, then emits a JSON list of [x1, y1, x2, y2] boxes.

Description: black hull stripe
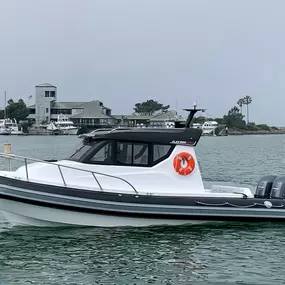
[[3, 185, 285, 218], [0, 176, 285, 208], [2, 194, 285, 222]]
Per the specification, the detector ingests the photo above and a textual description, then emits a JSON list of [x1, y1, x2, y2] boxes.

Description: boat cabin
[[69, 127, 202, 167]]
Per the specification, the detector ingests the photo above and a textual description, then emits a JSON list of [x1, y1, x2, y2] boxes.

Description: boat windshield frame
[[68, 138, 175, 167]]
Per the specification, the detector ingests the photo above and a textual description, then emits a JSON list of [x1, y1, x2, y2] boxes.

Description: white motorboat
[[192, 121, 219, 135], [0, 118, 23, 135], [192, 123, 202, 129], [0, 126, 11, 135], [0, 104, 284, 228], [201, 121, 218, 135], [53, 114, 78, 135]]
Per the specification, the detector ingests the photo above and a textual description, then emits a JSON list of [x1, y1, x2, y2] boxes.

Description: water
[[0, 134, 285, 284]]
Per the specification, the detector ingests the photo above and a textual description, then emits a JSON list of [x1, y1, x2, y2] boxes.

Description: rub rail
[[0, 153, 138, 194]]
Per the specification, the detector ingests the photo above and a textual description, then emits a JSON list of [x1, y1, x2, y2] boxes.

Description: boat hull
[[1, 176, 285, 227], [0, 129, 11, 135], [0, 198, 213, 227], [60, 128, 78, 135]]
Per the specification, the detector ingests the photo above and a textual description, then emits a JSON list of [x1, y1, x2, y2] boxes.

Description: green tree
[[243, 95, 252, 124], [133, 99, 170, 115], [223, 106, 246, 129], [214, 117, 225, 125], [5, 99, 30, 122], [237, 98, 244, 114], [256, 124, 271, 131], [192, 116, 207, 124]]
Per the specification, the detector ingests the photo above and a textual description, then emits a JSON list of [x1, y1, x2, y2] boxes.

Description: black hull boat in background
[[0, 104, 285, 227]]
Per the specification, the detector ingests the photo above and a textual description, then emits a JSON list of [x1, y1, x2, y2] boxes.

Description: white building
[[27, 83, 116, 127], [34, 83, 57, 124]]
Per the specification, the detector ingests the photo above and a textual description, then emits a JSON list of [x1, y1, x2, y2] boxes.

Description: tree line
[[193, 96, 276, 131], [0, 99, 29, 122], [0, 96, 275, 132], [132, 97, 276, 131]]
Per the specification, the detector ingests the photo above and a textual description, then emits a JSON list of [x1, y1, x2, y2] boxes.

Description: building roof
[[35, 83, 57, 88], [113, 114, 153, 120], [70, 100, 113, 119], [113, 111, 186, 122], [51, 101, 86, 108], [27, 101, 86, 109], [150, 110, 177, 121], [28, 100, 111, 112]]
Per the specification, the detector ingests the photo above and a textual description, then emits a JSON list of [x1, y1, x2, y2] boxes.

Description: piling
[[3, 143, 12, 171]]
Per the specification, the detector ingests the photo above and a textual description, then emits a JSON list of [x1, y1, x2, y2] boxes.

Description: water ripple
[[0, 135, 285, 283]]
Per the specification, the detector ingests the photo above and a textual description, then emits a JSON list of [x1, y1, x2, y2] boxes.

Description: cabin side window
[[90, 141, 113, 163], [116, 142, 149, 166], [152, 144, 173, 165]]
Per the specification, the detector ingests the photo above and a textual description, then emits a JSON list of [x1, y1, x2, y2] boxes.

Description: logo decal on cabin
[[173, 152, 195, 176], [170, 140, 187, 144]]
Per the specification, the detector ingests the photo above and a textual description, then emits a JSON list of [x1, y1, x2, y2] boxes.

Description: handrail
[[0, 153, 138, 194], [109, 127, 133, 133]]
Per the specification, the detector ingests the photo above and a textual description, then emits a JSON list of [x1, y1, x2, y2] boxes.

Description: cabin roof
[[85, 127, 202, 146]]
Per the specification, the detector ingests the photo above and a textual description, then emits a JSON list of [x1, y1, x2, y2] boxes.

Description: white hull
[[0, 130, 11, 135], [60, 128, 78, 135], [10, 130, 24, 135], [0, 199, 214, 228]]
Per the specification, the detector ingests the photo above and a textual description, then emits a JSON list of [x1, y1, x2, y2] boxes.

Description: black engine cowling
[[255, 175, 278, 198], [270, 176, 285, 199]]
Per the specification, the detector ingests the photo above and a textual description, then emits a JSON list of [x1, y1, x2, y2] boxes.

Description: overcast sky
[[1, 0, 285, 125]]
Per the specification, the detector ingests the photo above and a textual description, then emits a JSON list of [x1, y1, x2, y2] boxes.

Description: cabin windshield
[[68, 139, 94, 160], [68, 138, 175, 167]]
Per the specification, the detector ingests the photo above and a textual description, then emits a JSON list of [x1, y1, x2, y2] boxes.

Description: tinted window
[[117, 142, 132, 164], [153, 144, 172, 163], [69, 144, 93, 161], [90, 141, 113, 163], [133, 143, 148, 165], [116, 142, 148, 166]]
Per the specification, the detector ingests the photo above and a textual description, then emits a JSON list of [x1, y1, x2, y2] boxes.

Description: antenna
[[184, 100, 206, 128]]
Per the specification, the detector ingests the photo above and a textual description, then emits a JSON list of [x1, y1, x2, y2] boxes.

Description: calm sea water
[[0, 134, 285, 284]]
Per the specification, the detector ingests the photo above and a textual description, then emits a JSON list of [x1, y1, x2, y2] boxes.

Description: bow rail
[[0, 153, 138, 194]]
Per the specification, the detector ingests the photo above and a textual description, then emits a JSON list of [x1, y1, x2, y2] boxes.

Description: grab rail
[[0, 153, 138, 194]]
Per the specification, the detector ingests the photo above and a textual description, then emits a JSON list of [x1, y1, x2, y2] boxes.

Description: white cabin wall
[[11, 145, 205, 195]]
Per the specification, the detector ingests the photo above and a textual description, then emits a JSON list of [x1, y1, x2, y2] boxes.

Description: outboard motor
[[270, 176, 285, 199], [255, 175, 277, 198]]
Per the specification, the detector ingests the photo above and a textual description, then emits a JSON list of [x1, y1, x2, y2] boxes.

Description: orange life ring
[[173, 152, 195, 176]]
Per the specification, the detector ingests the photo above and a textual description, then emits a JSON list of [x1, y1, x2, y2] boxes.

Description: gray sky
[[1, 0, 285, 125]]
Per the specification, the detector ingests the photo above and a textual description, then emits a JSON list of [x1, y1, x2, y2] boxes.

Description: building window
[[50, 108, 72, 115], [46, 108, 49, 113], [45, 91, 56, 97]]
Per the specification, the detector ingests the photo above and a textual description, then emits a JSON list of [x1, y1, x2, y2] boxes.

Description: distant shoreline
[[228, 130, 285, 135]]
